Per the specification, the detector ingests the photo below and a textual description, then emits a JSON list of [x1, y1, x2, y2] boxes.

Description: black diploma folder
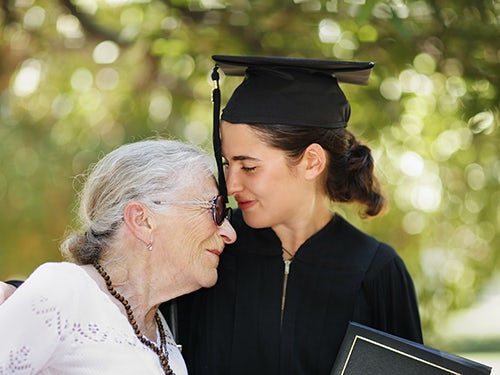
[[330, 322, 492, 375]]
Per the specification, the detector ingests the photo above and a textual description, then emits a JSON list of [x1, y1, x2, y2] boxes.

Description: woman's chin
[[200, 272, 218, 289], [242, 211, 269, 229]]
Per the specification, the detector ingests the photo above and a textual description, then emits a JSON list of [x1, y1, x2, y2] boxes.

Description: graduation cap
[[210, 54, 374, 200]]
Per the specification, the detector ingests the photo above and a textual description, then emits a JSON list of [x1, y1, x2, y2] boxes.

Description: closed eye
[[224, 155, 261, 173]]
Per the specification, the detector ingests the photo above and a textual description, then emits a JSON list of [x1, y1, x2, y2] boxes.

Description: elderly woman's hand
[[0, 282, 16, 304]]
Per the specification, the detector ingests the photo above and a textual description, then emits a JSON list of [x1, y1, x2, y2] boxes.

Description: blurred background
[[1, 0, 498, 371]]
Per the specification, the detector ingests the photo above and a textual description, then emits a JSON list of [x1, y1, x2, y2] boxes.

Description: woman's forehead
[[221, 122, 285, 160], [220, 122, 262, 147], [176, 174, 218, 198]]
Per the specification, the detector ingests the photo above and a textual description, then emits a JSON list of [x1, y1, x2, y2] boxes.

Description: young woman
[[176, 55, 423, 375]]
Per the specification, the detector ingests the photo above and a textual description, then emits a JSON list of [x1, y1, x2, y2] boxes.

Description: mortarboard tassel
[[211, 65, 228, 202]]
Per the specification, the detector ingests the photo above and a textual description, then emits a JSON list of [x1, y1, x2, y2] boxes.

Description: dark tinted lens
[[214, 195, 226, 225]]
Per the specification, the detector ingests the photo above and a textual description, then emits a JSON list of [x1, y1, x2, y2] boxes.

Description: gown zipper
[[281, 259, 291, 328]]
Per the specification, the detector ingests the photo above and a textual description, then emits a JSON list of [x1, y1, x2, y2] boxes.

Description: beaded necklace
[[93, 262, 175, 375]]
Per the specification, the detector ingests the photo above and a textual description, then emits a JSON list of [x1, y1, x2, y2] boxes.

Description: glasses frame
[[154, 194, 231, 226]]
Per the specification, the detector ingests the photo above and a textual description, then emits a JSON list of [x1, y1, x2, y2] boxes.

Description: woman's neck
[[83, 261, 159, 340], [272, 203, 334, 257]]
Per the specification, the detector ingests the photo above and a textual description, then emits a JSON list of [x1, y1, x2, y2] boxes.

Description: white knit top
[[0, 262, 187, 375]]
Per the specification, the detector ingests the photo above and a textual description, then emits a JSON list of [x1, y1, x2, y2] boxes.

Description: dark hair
[[248, 124, 385, 217]]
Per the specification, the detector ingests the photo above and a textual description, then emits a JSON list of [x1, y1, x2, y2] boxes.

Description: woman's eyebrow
[[230, 155, 261, 162]]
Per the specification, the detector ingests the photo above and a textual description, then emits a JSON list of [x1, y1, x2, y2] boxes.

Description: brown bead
[[93, 261, 175, 375]]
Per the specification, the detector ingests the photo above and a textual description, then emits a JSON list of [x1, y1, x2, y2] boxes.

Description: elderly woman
[[0, 139, 236, 374]]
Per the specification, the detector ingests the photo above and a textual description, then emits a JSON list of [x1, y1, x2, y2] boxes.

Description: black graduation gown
[[172, 210, 422, 375]]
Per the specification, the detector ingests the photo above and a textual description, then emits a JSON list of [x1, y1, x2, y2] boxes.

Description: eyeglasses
[[154, 194, 232, 226]]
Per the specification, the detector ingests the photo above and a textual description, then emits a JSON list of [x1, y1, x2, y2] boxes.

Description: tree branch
[[59, 0, 133, 46]]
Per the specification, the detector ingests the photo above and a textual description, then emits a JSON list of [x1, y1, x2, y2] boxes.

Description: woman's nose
[[218, 218, 237, 244], [225, 168, 242, 197]]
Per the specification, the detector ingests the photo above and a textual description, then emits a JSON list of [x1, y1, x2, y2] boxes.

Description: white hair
[[60, 139, 215, 264]]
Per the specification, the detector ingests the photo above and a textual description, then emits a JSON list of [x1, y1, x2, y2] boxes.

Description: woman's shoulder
[[326, 215, 403, 271], [18, 262, 95, 303], [26, 262, 87, 284], [32, 261, 81, 273], [364, 241, 412, 282], [0, 262, 99, 332]]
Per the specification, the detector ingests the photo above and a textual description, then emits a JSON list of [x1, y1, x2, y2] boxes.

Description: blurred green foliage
[[0, 0, 498, 347]]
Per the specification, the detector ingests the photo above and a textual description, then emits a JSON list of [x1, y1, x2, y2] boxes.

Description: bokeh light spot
[[71, 68, 94, 92], [149, 92, 172, 123], [319, 19, 341, 43], [465, 163, 486, 191], [402, 211, 427, 234], [56, 14, 83, 39], [399, 151, 424, 177], [23, 6, 46, 30], [184, 121, 210, 145], [13, 59, 42, 97], [93, 41, 120, 64], [380, 77, 402, 101], [96, 68, 120, 91]]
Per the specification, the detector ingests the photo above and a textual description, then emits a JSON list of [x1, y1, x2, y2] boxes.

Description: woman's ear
[[123, 202, 154, 243], [302, 143, 327, 180]]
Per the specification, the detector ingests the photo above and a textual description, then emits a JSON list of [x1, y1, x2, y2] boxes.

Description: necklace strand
[[282, 246, 294, 260], [93, 262, 175, 375]]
